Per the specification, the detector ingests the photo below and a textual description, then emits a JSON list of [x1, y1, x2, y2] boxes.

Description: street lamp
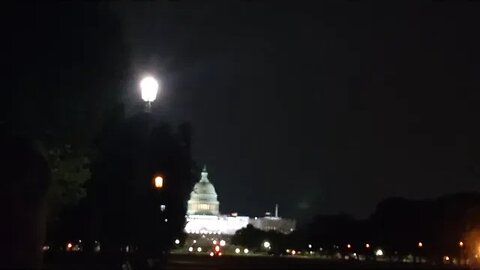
[[153, 176, 164, 189], [263, 241, 271, 249], [140, 76, 159, 112]]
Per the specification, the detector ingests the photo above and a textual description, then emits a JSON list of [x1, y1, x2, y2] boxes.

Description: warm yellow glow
[[67, 243, 73, 249], [291, 250, 296, 255], [347, 244, 351, 249], [418, 242, 423, 248], [444, 256, 450, 261], [154, 176, 163, 189], [459, 241, 464, 247], [215, 245, 220, 252]]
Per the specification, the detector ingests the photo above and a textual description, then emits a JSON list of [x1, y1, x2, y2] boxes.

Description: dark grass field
[[44, 252, 469, 270], [166, 254, 467, 270]]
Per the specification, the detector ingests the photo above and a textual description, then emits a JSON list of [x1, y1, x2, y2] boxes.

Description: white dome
[[187, 166, 220, 215]]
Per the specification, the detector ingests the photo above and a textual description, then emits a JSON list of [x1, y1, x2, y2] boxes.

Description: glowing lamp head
[[263, 241, 271, 249], [140, 76, 159, 102], [154, 176, 164, 189], [418, 242, 423, 248]]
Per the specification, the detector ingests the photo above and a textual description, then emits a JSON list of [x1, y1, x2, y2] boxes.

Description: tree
[[46, 145, 91, 219]]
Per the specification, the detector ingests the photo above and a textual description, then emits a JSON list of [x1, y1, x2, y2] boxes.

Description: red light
[[218, 252, 222, 256], [214, 245, 220, 252]]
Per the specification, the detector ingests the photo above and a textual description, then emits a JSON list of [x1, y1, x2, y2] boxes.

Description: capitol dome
[[187, 166, 220, 215]]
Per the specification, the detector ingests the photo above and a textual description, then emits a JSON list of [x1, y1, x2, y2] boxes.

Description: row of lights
[[341, 240, 465, 250], [235, 248, 249, 254]]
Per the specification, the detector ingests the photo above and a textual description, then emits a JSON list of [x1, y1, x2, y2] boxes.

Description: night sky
[[112, 1, 480, 219]]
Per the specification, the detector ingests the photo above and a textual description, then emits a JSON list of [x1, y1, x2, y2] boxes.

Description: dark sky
[[112, 1, 480, 219]]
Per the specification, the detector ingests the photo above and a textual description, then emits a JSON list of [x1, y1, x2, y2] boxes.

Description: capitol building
[[184, 166, 295, 235]]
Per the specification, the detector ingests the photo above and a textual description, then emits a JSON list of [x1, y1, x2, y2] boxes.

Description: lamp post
[[417, 242, 423, 263], [263, 241, 271, 252], [459, 241, 464, 266], [140, 76, 159, 112]]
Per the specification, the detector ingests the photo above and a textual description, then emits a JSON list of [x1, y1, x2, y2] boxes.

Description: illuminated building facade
[[184, 166, 295, 235]]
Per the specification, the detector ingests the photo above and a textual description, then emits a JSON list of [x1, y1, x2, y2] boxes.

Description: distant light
[[140, 76, 159, 102], [444, 256, 450, 261], [160, 205, 166, 211], [218, 252, 222, 256], [188, 247, 193, 252], [215, 245, 220, 252], [375, 249, 384, 256], [418, 242, 423, 248], [286, 249, 290, 253], [174, 239, 180, 245], [308, 244, 312, 249], [459, 241, 464, 247], [263, 241, 271, 249], [365, 243, 370, 248], [42, 245, 50, 251], [210, 252, 214, 257], [244, 248, 249, 254], [235, 248, 240, 254], [67, 243, 73, 250], [213, 240, 217, 245], [220, 240, 226, 247], [164, 218, 168, 222], [347, 244, 351, 249], [154, 176, 164, 189], [193, 240, 197, 244], [291, 250, 296, 255], [197, 247, 202, 252]]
